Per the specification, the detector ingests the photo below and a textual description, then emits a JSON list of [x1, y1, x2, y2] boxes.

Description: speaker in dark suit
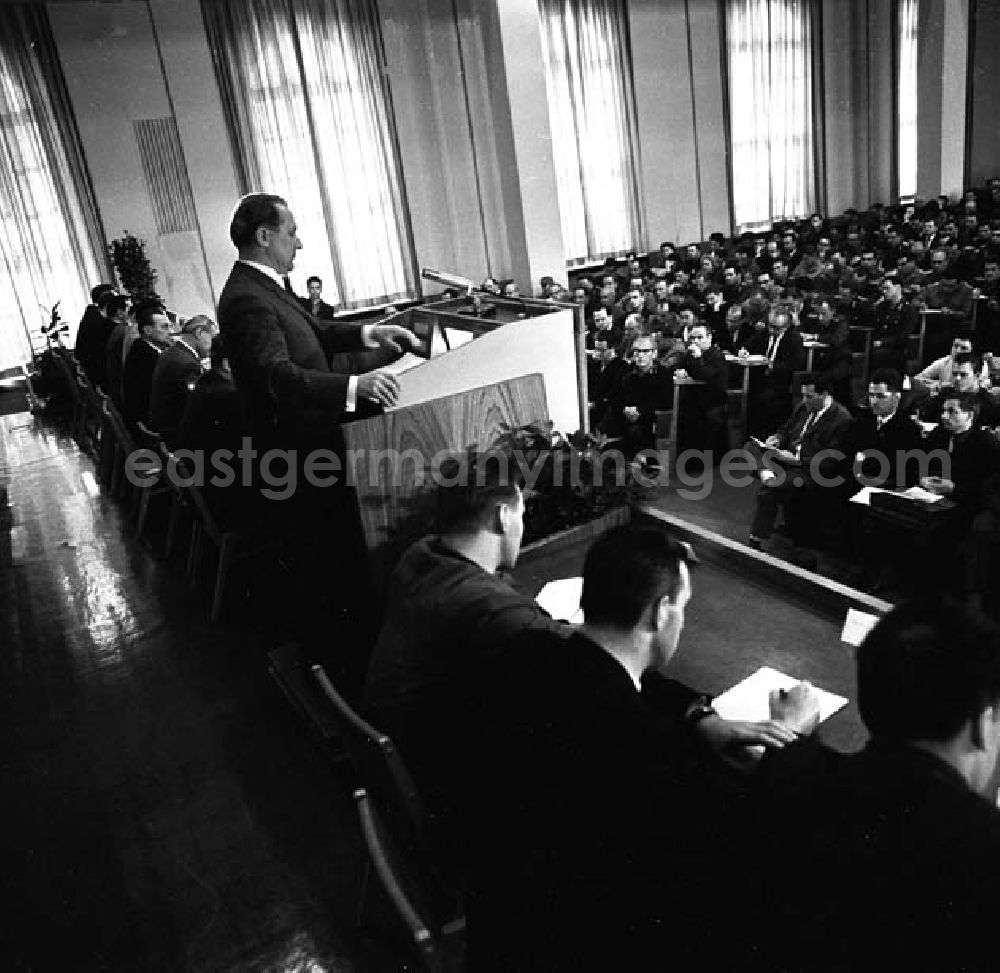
[[122, 306, 172, 430]]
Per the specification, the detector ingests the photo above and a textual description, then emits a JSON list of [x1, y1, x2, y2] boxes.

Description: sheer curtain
[[0, 6, 106, 371], [726, 0, 816, 231], [202, 0, 415, 309], [538, 0, 643, 264], [897, 0, 919, 199]]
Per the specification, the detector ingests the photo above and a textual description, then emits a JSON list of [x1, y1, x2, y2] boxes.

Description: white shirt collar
[[239, 258, 284, 290], [174, 336, 201, 360]]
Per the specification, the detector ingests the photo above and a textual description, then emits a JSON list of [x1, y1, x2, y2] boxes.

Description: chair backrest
[[312, 665, 424, 841], [158, 443, 221, 539], [354, 788, 456, 972]]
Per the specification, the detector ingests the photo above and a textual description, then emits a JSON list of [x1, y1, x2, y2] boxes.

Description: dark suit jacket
[[121, 338, 163, 428], [738, 738, 1000, 972], [104, 323, 130, 407], [842, 408, 924, 489], [149, 340, 203, 444], [746, 327, 806, 393], [217, 261, 367, 449], [467, 629, 731, 972], [74, 306, 114, 390], [298, 296, 337, 321], [774, 400, 853, 481], [587, 355, 628, 417], [925, 425, 1000, 509], [683, 345, 728, 408]]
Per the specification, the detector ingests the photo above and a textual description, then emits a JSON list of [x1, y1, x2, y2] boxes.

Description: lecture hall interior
[[3, 0, 1000, 969]]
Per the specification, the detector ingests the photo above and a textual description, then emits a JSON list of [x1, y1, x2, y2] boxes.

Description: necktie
[[801, 412, 817, 438], [766, 335, 778, 361]]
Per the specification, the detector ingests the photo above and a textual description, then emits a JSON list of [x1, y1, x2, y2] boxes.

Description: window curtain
[[202, 0, 415, 309], [726, 0, 816, 231], [537, 0, 643, 264], [897, 0, 919, 200], [0, 6, 107, 371]]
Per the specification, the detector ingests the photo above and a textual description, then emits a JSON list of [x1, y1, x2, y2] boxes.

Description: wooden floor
[[0, 412, 403, 972]]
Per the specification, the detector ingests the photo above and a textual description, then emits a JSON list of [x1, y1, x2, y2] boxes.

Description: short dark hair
[[858, 599, 1000, 742], [104, 295, 129, 318], [952, 352, 981, 372], [92, 283, 117, 305], [435, 450, 521, 534], [306, 275, 322, 287], [799, 372, 833, 395], [229, 193, 287, 250], [942, 389, 981, 417], [581, 526, 696, 630], [868, 368, 903, 392], [136, 303, 166, 335], [131, 296, 166, 320]]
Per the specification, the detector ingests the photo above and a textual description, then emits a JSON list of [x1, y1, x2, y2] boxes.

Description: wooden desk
[[724, 355, 768, 446], [515, 510, 866, 754], [802, 340, 828, 373]]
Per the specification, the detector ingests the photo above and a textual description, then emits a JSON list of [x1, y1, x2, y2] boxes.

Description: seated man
[[872, 275, 919, 375], [919, 389, 1000, 519], [805, 298, 853, 405], [922, 258, 975, 361], [122, 304, 173, 431], [599, 334, 671, 458], [74, 285, 119, 391], [914, 333, 989, 394], [586, 330, 627, 429], [744, 305, 806, 437], [672, 322, 728, 455], [467, 525, 818, 972], [917, 353, 1000, 429], [740, 599, 1000, 972], [748, 374, 853, 555], [149, 315, 217, 445]]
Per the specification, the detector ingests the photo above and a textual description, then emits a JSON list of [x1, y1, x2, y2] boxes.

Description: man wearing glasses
[[600, 334, 671, 459]]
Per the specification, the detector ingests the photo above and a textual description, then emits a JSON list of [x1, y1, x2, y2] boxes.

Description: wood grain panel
[[343, 373, 548, 596]]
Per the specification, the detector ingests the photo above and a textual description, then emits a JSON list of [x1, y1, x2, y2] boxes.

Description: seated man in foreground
[[740, 599, 1000, 972], [466, 525, 819, 971], [366, 459, 812, 862]]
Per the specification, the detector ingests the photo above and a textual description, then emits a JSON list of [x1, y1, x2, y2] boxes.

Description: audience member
[[672, 322, 728, 455], [122, 304, 172, 431], [299, 275, 336, 320], [600, 334, 671, 459], [467, 525, 820, 971], [74, 284, 119, 390], [748, 374, 852, 558], [149, 315, 217, 445]]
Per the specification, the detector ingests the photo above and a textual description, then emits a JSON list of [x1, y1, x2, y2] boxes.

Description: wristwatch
[[685, 699, 718, 727]]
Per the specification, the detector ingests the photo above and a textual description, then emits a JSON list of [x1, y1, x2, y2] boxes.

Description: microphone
[[421, 267, 474, 294]]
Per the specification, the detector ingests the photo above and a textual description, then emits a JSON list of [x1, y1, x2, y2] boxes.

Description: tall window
[[202, 0, 415, 309], [538, 0, 643, 264], [897, 0, 919, 199], [726, 0, 815, 231], [0, 7, 105, 371]]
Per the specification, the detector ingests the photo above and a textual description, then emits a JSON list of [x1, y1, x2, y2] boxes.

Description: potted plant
[[489, 420, 647, 551], [108, 231, 159, 301]]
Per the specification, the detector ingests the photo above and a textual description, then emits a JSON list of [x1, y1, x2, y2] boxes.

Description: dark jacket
[[149, 340, 203, 444], [773, 399, 854, 482], [842, 408, 925, 489], [925, 425, 1000, 510], [746, 327, 806, 393], [739, 738, 1000, 972], [217, 261, 367, 450], [74, 305, 114, 390], [467, 629, 729, 972], [121, 338, 163, 428]]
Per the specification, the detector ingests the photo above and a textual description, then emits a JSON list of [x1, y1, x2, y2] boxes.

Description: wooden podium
[[342, 295, 587, 597]]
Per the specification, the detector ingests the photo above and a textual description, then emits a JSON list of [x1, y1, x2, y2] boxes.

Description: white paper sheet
[[535, 577, 583, 624], [849, 486, 889, 506], [711, 666, 848, 725], [899, 485, 945, 503], [841, 608, 880, 646]]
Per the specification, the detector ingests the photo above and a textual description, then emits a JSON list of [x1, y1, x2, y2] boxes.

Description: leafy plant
[[108, 231, 159, 300], [489, 421, 646, 544]]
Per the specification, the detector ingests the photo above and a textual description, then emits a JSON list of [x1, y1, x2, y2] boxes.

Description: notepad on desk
[[380, 351, 427, 376], [535, 576, 583, 624], [712, 666, 848, 725]]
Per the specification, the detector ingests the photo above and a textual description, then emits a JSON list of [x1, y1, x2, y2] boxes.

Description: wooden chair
[[354, 789, 464, 972], [133, 422, 172, 541], [161, 447, 278, 621], [312, 664, 462, 934]]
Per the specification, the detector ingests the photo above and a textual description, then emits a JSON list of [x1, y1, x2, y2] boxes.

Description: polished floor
[[0, 413, 402, 971]]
